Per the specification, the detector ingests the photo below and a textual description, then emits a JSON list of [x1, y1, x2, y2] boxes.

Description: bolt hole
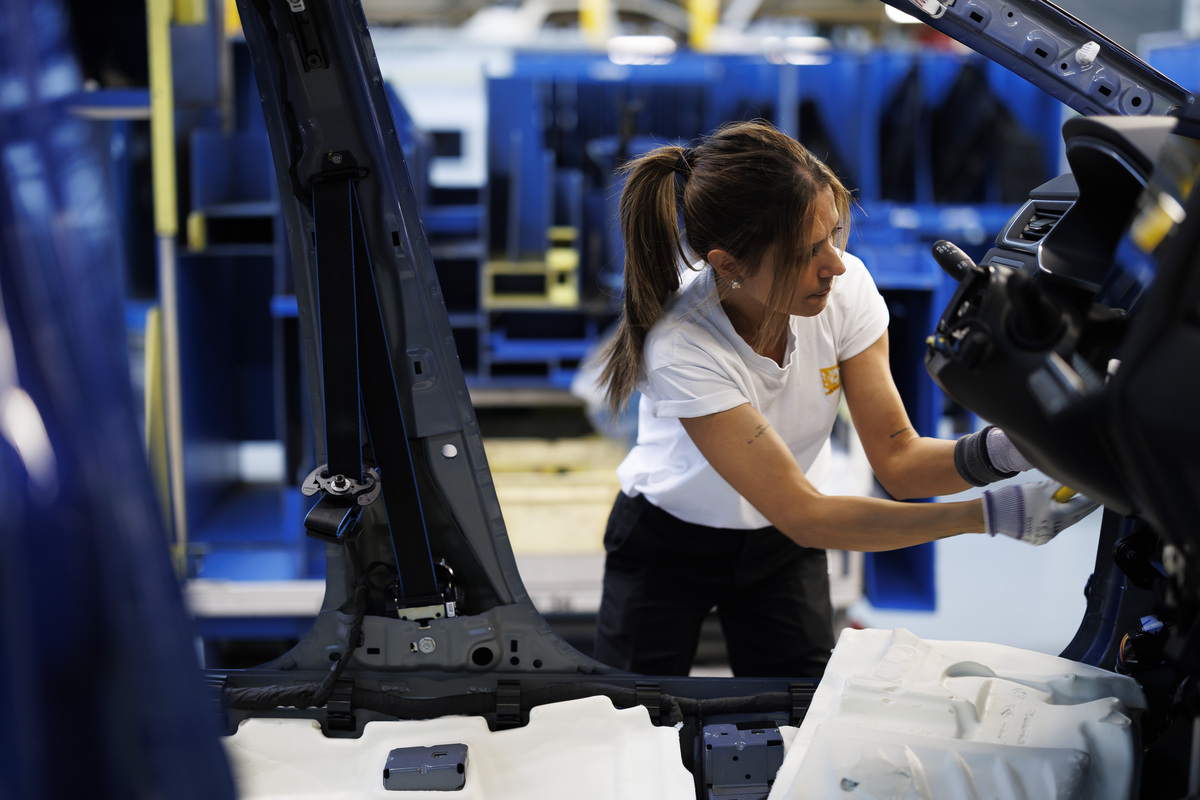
[[510, 656, 520, 666], [471, 646, 495, 666], [1132, 96, 1143, 107], [533, 659, 543, 668]]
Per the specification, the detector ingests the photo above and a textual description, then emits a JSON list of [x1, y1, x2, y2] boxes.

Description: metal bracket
[[907, 0, 954, 19], [287, 1, 327, 71], [309, 150, 370, 189], [383, 744, 468, 792], [789, 682, 816, 727], [396, 600, 456, 623], [302, 465, 381, 543], [701, 722, 785, 800], [494, 680, 522, 730], [324, 679, 356, 732], [635, 680, 662, 725], [302, 463, 381, 506]]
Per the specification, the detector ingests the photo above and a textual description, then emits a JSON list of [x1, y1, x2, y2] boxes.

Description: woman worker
[[591, 120, 1097, 679]]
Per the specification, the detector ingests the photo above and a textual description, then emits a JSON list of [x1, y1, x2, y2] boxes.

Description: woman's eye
[[806, 229, 841, 259]]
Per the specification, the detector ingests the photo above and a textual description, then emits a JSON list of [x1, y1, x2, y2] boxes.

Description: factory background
[[63, 0, 1200, 673]]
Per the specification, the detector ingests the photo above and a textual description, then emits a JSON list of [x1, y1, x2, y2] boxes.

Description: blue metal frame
[[0, 0, 237, 794], [878, 0, 1192, 117]]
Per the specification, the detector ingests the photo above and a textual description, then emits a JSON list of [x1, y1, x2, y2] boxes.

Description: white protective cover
[[223, 694, 695, 800], [768, 628, 1148, 800]]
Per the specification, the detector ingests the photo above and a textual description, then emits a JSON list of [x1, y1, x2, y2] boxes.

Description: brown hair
[[598, 119, 852, 415]]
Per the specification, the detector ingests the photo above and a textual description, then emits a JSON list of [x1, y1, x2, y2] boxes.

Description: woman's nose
[[819, 251, 846, 277]]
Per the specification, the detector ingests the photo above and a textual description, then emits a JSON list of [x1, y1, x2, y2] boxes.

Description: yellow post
[[688, 0, 720, 52], [143, 306, 179, 570], [146, 0, 189, 572], [580, 0, 611, 49], [225, 0, 243, 37], [173, 0, 208, 26], [147, 0, 177, 239]]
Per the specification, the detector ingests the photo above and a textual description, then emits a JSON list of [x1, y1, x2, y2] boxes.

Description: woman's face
[[741, 189, 847, 318]]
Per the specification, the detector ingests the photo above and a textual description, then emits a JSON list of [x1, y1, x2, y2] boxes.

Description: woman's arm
[[679, 403, 984, 551], [839, 332, 972, 500]]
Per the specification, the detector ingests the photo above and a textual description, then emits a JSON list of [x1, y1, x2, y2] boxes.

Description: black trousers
[[593, 491, 835, 678]]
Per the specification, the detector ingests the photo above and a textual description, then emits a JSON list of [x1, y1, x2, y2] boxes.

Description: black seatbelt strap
[[349, 181, 440, 602], [312, 175, 363, 480], [304, 153, 440, 603], [303, 170, 367, 547]]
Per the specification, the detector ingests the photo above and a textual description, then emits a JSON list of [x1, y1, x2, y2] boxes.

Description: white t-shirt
[[616, 252, 889, 529]]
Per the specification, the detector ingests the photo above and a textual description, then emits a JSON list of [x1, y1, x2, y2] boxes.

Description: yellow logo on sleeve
[[820, 366, 840, 395]]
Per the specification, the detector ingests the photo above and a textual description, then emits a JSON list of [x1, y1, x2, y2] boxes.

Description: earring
[[730, 277, 742, 289]]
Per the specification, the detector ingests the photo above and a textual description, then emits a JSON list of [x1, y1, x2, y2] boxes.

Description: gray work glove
[[982, 479, 1100, 545], [955, 426, 1034, 486], [985, 427, 1033, 474]]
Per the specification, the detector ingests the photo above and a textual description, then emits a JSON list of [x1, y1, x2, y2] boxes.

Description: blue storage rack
[[114, 39, 1076, 631], [1144, 37, 1200, 97], [479, 48, 1069, 612]]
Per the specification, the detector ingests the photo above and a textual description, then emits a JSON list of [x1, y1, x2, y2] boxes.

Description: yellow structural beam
[[146, 0, 191, 568], [146, 0, 177, 237], [688, 0, 719, 51], [226, 0, 243, 37], [580, 0, 611, 48], [143, 305, 183, 572], [174, 0, 208, 25]]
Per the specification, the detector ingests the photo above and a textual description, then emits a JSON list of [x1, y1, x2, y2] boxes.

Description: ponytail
[[598, 146, 692, 416], [597, 121, 852, 418]]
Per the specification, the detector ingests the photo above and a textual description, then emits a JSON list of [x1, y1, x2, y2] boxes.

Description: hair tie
[[674, 146, 695, 176]]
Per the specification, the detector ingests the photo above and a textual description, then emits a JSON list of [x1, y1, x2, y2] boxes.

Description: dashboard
[[925, 112, 1200, 797]]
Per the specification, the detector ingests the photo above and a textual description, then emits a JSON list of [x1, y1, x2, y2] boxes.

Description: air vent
[[999, 198, 1074, 254], [1018, 207, 1066, 243]]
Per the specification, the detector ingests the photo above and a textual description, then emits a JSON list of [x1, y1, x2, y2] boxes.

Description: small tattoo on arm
[[747, 423, 771, 445], [889, 427, 912, 439]]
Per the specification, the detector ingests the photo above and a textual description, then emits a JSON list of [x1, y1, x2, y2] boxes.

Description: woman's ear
[[707, 249, 738, 282]]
